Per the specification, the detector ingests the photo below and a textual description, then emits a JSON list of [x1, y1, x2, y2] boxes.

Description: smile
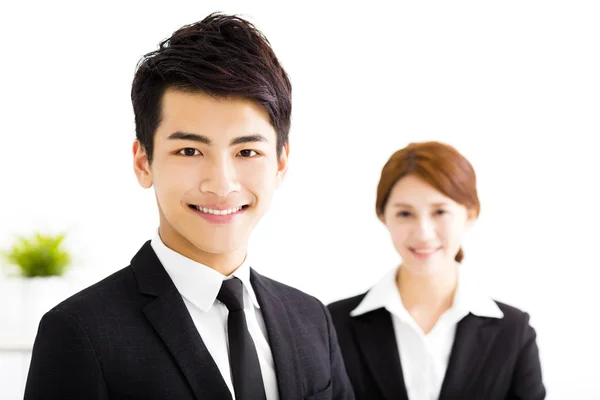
[[189, 205, 246, 215], [409, 247, 441, 258], [188, 204, 249, 224]]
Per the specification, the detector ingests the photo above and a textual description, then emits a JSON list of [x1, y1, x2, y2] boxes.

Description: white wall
[[1, 1, 599, 398]]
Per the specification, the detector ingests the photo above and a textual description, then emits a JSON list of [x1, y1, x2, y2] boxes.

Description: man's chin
[[188, 236, 247, 256]]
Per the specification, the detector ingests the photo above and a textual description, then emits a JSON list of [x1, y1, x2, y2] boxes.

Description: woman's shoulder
[[327, 292, 369, 319], [488, 299, 535, 331]]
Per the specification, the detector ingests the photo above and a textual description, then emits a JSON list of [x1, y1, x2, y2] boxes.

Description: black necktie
[[217, 277, 267, 400]]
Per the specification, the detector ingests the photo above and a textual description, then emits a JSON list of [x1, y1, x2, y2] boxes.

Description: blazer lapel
[[250, 270, 303, 400], [438, 314, 499, 400], [132, 241, 232, 400], [351, 308, 409, 400]]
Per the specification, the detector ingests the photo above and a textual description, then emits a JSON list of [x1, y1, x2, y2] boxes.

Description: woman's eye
[[396, 211, 411, 218]]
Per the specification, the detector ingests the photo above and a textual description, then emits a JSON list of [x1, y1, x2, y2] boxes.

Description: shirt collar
[[350, 265, 503, 320], [150, 231, 260, 312], [452, 266, 504, 319]]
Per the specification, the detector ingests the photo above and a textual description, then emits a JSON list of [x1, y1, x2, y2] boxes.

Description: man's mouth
[[188, 205, 248, 215]]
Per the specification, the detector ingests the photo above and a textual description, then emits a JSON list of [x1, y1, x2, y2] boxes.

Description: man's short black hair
[[131, 12, 292, 163]]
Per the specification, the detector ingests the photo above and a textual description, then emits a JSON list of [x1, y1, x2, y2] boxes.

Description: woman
[[328, 141, 545, 400]]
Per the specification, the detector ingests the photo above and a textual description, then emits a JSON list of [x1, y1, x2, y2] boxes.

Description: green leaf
[[1, 232, 72, 278]]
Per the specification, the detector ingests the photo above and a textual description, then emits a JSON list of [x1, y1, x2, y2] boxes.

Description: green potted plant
[[1, 232, 74, 343], [2, 233, 72, 278]]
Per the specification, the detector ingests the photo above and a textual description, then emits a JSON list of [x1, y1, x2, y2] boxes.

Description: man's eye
[[178, 148, 200, 156], [238, 149, 258, 157]]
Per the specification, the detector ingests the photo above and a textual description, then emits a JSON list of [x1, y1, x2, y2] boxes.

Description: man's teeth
[[193, 205, 243, 215]]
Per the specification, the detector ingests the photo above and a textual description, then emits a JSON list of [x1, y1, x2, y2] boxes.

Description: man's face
[[134, 89, 288, 266]]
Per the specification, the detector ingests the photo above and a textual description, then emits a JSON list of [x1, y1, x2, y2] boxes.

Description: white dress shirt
[[350, 265, 504, 400], [151, 233, 279, 400]]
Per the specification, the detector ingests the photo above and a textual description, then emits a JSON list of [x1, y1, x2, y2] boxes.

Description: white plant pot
[[1, 276, 75, 346]]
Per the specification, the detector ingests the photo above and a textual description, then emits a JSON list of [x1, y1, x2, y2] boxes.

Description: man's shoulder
[[254, 272, 323, 308], [50, 266, 137, 320], [251, 272, 340, 328]]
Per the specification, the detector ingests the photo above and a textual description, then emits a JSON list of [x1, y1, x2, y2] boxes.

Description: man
[[24, 12, 354, 400]]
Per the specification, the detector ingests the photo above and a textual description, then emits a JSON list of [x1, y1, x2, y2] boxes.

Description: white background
[[1, 1, 599, 398]]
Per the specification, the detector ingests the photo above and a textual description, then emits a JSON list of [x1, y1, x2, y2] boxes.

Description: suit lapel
[[132, 241, 232, 400], [438, 314, 499, 399], [351, 308, 409, 400], [250, 270, 303, 400]]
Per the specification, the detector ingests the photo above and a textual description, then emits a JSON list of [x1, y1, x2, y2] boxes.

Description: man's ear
[[133, 140, 153, 189], [275, 143, 289, 189]]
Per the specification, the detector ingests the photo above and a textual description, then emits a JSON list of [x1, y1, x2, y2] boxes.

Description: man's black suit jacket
[[24, 241, 354, 400]]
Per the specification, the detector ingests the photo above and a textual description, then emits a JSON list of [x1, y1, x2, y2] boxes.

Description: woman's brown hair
[[375, 141, 480, 263]]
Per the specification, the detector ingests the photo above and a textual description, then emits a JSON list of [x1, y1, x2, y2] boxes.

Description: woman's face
[[382, 175, 474, 277]]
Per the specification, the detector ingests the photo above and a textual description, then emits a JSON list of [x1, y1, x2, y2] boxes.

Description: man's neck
[[189, 249, 247, 276], [158, 228, 248, 276]]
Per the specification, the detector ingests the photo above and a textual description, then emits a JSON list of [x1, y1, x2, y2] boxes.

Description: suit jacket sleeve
[[24, 309, 109, 400], [321, 302, 356, 400], [507, 312, 546, 400]]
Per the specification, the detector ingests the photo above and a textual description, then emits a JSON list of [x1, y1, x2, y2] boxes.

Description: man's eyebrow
[[229, 134, 269, 146], [166, 132, 269, 146], [167, 131, 211, 145]]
